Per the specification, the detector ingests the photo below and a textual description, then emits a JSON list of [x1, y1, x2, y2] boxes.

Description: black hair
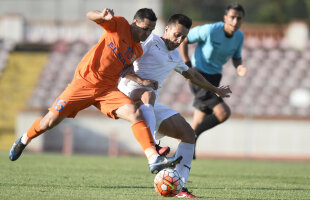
[[225, 2, 245, 17], [134, 8, 157, 22], [167, 14, 192, 29]]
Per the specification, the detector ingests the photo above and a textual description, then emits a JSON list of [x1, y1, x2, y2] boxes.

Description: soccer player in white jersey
[[118, 14, 232, 198]]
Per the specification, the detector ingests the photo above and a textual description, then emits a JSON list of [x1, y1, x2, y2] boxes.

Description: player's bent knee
[[222, 106, 231, 121], [214, 103, 231, 122], [141, 90, 156, 105], [126, 104, 145, 123], [133, 107, 145, 121]]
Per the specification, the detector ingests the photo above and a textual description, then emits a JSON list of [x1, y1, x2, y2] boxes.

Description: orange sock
[[131, 120, 158, 160], [26, 117, 45, 141]]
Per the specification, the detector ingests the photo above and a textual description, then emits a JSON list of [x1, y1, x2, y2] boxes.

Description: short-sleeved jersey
[[73, 16, 143, 87], [119, 33, 188, 89], [187, 21, 244, 74]]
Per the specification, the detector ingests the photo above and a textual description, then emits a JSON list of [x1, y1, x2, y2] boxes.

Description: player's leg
[[130, 88, 157, 136], [119, 85, 170, 156], [95, 89, 182, 173], [158, 114, 194, 181], [157, 114, 198, 198], [10, 80, 95, 161], [138, 90, 170, 155], [192, 102, 231, 136], [190, 82, 230, 159], [23, 111, 65, 143], [9, 111, 65, 161], [115, 104, 181, 173]]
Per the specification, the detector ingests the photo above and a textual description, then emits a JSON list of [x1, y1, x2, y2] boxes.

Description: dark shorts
[[189, 68, 223, 114]]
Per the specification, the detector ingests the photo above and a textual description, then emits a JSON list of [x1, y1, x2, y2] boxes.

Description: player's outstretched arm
[[123, 67, 158, 90], [182, 68, 232, 98], [233, 58, 247, 77], [87, 8, 114, 23], [179, 37, 192, 67]]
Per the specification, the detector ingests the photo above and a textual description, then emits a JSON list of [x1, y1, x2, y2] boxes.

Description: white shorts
[[118, 78, 156, 98], [118, 78, 178, 139]]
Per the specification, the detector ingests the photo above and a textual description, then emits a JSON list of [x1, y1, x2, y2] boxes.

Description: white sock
[[21, 133, 29, 145], [148, 154, 159, 164], [139, 104, 156, 140], [175, 142, 194, 186]]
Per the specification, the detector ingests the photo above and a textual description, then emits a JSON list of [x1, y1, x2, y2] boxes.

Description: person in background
[[179, 2, 247, 159]]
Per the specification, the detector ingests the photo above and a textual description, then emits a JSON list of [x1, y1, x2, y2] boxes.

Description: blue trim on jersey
[[187, 22, 244, 74]]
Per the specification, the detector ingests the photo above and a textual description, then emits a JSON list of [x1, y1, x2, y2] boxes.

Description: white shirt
[[119, 33, 189, 89]]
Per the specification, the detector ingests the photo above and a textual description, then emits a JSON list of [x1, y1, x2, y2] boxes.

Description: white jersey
[[118, 33, 188, 137], [119, 33, 189, 90]]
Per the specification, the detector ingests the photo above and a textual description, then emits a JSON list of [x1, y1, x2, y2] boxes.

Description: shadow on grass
[[2, 183, 309, 199], [1, 182, 153, 190], [3, 182, 310, 192]]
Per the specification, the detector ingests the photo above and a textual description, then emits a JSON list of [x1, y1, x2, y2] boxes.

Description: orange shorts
[[49, 80, 133, 119]]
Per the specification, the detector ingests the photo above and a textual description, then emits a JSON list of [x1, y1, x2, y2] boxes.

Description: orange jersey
[[73, 16, 143, 88]]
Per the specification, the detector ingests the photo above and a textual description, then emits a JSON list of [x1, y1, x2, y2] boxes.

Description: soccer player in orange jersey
[[9, 8, 182, 174]]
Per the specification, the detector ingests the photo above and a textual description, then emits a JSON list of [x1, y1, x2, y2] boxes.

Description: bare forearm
[[125, 74, 143, 85], [87, 8, 114, 23], [183, 68, 217, 93], [183, 68, 232, 98], [87, 10, 105, 23]]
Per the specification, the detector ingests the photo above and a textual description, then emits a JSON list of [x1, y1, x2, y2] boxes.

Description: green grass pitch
[[0, 152, 309, 199]]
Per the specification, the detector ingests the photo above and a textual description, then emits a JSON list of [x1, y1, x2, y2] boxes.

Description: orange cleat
[[175, 188, 199, 198]]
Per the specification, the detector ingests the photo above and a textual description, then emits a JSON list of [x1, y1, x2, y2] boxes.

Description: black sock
[[194, 114, 220, 137]]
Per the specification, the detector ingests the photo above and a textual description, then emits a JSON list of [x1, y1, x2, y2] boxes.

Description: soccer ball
[[154, 168, 183, 197]]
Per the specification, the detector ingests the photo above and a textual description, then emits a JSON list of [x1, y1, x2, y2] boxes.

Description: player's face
[[163, 23, 189, 50], [224, 9, 244, 36], [132, 18, 156, 42]]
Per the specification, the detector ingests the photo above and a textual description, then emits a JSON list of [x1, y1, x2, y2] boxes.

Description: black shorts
[[189, 68, 223, 114]]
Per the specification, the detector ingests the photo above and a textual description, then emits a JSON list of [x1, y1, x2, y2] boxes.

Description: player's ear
[[165, 25, 169, 33], [223, 14, 228, 23]]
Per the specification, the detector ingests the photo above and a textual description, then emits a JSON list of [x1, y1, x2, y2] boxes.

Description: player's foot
[[155, 144, 170, 156], [149, 155, 183, 174], [175, 187, 199, 198], [9, 136, 27, 161]]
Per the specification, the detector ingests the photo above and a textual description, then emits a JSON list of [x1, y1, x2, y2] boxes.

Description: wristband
[[185, 61, 192, 68]]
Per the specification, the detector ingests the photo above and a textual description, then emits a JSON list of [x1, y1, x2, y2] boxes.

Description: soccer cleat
[[9, 136, 27, 161], [175, 187, 199, 198], [155, 144, 170, 156], [149, 155, 183, 174]]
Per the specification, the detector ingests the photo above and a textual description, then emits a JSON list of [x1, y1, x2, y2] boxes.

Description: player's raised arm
[[87, 8, 114, 23], [182, 68, 231, 98], [179, 37, 192, 67]]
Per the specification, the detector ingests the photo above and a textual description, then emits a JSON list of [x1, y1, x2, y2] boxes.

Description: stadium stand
[[0, 51, 48, 149], [23, 37, 310, 119], [0, 40, 15, 77], [28, 40, 92, 108], [159, 39, 310, 118]]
